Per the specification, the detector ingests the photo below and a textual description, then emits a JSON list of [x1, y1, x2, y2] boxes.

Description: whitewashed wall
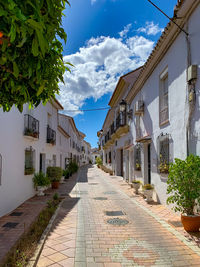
[[129, 4, 200, 204], [0, 102, 60, 217]]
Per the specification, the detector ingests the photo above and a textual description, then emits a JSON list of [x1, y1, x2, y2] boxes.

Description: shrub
[[46, 167, 62, 182], [68, 161, 78, 174], [167, 154, 200, 215], [63, 169, 70, 179], [132, 180, 141, 184], [53, 193, 59, 201], [96, 157, 102, 167], [142, 184, 154, 190], [33, 172, 50, 187]]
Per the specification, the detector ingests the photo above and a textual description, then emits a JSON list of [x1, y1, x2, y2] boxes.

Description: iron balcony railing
[[47, 125, 56, 145], [24, 114, 39, 138], [116, 111, 126, 130], [110, 122, 115, 135]]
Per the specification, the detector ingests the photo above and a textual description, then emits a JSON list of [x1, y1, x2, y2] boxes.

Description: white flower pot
[[37, 186, 46, 196], [144, 189, 153, 203], [132, 183, 140, 194], [60, 176, 65, 184]]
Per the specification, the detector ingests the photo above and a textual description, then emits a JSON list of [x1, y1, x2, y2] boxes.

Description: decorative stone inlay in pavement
[[2, 222, 19, 228], [104, 191, 117, 195], [88, 183, 99, 185], [93, 197, 108, 200], [10, 212, 23, 216], [106, 238, 173, 267], [107, 217, 129, 226], [105, 210, 124, 216]]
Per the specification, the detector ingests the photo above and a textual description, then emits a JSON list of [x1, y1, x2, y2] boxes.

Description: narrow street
[[37, 166, 200, 267]]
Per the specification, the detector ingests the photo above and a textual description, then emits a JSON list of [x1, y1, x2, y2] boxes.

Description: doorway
[[147, 144, 151, 184], [40, 153, 46, 173], [120, 149, 123, 177]]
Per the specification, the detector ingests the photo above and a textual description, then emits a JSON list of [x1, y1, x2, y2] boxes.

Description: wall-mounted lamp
[[119, 99, 127, 112]]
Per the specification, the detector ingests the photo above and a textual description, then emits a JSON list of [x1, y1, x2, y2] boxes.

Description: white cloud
[[137, 21, 163, 36], [91, 0, 97, 5], [59, 33, 155, 116], [119, 23, 132, 38]]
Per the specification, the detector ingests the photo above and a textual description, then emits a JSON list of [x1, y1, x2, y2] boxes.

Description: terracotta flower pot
[[181, 214, 200, 232], [51, 181, 59, 189]]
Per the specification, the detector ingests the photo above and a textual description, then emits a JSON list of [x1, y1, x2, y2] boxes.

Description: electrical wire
[[63, 106, 111, 112]]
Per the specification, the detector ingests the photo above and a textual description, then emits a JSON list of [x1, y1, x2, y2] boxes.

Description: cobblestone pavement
[[37, 166, 200, 267]]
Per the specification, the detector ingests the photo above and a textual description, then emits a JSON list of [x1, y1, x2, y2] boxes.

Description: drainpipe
[[185, 23, 196, 156]]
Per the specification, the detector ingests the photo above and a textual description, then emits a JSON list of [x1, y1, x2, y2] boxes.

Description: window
[[53, 155, 56, 166], [47, 113, 52, 127], [159, 69, 169, 125], [0, 153, 2, 185], [134, 144, 141, 171], [25, 148, 35, 175], [60, 154, 62, 168], [106, 154, 107, 164], [157, 134, 170, 174]]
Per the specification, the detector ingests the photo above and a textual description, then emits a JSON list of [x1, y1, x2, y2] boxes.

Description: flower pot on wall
[[181, 214, 200, 232]]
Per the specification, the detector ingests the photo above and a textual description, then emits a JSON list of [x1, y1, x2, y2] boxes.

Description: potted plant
[[132, 180, 141, 194], [96, 157, 102, 168], [142, 184, 154, 203], [33, 172, 50, 196], [167, 155, 200, 232], [47, 166, 63, 189]]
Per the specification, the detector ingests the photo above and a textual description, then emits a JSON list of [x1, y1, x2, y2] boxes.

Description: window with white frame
[[53, 155, 56, 166], [25, 148, 35, 175], [0, 153, 2, 185], [159, 68, 169, 125]]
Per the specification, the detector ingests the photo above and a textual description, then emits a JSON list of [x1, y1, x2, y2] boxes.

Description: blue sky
[[58, 0, 177, 147]]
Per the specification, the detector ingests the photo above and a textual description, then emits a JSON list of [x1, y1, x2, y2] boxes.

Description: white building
[[0, 99, 63, 217], [0, 100, 91, 217], [99, 0, 200, 205]]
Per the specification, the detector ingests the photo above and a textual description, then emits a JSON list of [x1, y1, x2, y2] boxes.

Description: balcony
[[47, 125, 56, 145], [24, 114, 39, 139], [110, 122, 115, 135], [115, 111, 129, 137]]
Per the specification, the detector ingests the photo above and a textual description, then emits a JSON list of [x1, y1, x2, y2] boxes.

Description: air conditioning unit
[[134, 100, 144, 115]]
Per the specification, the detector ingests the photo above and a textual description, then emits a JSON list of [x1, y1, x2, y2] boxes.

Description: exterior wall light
[[119, 99, 127, 112]]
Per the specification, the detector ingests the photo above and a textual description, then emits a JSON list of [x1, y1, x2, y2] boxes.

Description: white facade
[[0, 102, 91, 217], [0, 100, 62, 217], [99, 0, 200, 205]]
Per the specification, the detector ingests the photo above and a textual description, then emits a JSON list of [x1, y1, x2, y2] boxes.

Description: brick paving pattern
[[0, 173, 78, 265], [37, 166, 200, 266]]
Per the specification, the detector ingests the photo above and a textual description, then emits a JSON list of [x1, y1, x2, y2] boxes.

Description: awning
[[136, 135, 152, 143]]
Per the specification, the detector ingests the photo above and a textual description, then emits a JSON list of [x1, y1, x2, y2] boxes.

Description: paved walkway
[[37, 166, 200, 267], [0, 173, 78, 265]]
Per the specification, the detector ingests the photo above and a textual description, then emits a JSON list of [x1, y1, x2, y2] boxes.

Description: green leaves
[[0, 0, 71, 111], [167, 154, 200, 215]]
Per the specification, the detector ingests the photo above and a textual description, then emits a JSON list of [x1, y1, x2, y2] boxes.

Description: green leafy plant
[[33, 172, 50, 187], [46, 166, 62, 182], [0, 0, 71, 112], [132, 180, 141, 184], [142, 184, 154, 190], [95, 156, 102, 167], [53, 192, 59, 201], [167, 154, 200, 215], [68, 161, 78, 174]]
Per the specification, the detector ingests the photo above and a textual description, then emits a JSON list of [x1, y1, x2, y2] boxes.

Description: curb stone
[[27, 199, 64, 267]]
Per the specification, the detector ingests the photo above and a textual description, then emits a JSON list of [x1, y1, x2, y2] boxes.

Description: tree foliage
[[167, 155, 200, 215], [0, 0, 71, 112]]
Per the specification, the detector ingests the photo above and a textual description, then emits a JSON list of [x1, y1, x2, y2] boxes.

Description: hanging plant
[[0, 0, 71, 112]]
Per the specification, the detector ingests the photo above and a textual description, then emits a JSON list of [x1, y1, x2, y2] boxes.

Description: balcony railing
[[47, 125, 56, 145], [110, 122, 115, 135], [24, 114, 39, 138], [116, 111, 126, 130]]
